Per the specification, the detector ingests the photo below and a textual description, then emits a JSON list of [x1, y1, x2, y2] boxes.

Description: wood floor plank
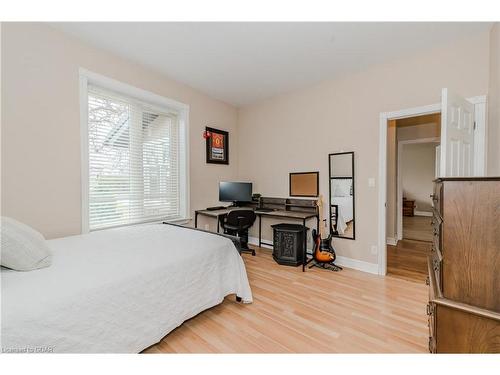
[[403, 216, 433, 242], [144, 247, 428, 353], [387, 239, 431, 282]]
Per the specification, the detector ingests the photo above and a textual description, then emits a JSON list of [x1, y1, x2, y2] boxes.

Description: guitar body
[[312, 229, 337, 263]]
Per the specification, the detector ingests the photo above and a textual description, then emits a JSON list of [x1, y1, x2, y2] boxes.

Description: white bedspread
[[1, 223, 252, 353], [331, 196, 353, 235]]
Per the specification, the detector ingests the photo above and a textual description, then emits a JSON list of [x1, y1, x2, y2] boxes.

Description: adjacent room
[[386, 114, 441, 281], [1, 20, 499, 357]]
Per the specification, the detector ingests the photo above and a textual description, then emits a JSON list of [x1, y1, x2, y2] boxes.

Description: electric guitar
[[311, 195, 337, 264]]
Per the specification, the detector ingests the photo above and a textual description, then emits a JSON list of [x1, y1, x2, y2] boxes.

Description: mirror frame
[[328, 151, 355, 240]]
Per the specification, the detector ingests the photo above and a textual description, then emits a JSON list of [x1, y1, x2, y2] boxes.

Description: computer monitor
[[219, 182, 252, 204]]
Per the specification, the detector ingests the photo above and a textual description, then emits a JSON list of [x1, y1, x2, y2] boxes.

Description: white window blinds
[[87, 85, 181, 230]]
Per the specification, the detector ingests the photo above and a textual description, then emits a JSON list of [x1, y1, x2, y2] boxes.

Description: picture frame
[[205, 126, 229, 165], [289, 171, 319, 197]]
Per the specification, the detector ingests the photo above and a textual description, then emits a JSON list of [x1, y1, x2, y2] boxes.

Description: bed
[[331, 196, 353, 235], [330, 178, 354, 235], [1, 223, 252, 353]]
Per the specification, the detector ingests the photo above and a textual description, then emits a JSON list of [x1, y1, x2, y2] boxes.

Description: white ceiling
[[51, 22, 491, 107]]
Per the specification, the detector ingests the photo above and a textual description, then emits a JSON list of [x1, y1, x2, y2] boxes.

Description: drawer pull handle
[[433, 259, 440, 271], [426, 304, 434, 316]]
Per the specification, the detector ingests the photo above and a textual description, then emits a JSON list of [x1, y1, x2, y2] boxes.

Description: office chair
[[219, 210, 257, 256]]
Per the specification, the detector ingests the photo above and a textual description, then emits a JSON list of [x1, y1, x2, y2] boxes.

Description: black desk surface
[[195, 207, 317, 219]]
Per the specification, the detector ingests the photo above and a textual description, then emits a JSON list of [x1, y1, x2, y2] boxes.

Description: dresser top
[[434, 177, 500, 182]]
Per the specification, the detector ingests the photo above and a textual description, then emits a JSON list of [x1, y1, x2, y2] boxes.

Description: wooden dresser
[[427, 177, 500, 353]]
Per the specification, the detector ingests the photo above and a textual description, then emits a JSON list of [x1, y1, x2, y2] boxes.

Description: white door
[[435, 145, 441, 178], [440, 88, 475, 177]]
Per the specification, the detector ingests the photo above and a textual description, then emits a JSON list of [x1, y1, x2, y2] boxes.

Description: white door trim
[[396, 137, 440, 241], [378, 95, 487, 276]]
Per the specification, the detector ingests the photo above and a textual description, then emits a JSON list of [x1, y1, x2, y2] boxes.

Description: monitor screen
[[219, 182, 252, 203]]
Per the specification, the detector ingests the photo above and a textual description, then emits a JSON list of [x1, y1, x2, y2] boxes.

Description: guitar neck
[[316, 195, 325, 238]]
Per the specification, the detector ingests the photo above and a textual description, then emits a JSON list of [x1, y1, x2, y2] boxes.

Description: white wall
[[1, 23, 497, 265], [1, 23, 239, 239], [237, 32, 490, 265], [489, 23, 500, 175], [401, 143, 437, 213]]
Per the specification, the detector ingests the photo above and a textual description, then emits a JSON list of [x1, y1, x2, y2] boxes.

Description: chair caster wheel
[[236, 296, 242, 302]]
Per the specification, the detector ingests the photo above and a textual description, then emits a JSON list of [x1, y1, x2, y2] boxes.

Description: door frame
[[396, 137, 440, 241], [377, 95, 486, 275]]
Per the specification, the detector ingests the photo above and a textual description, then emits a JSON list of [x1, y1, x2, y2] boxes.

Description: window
[[81, 71, 189, 231]]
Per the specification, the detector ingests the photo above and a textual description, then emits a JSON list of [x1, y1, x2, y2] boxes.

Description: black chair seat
[[219, 209, 256, 256]]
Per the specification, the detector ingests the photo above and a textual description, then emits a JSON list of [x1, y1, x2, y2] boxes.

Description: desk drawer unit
[[271, 224, 307, 266]]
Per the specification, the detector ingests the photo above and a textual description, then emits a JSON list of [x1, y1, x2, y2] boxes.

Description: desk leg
[[195, 212, 198, 228], [217, 216, 220, 233], [258, 215, 262, 247], [303, 218, 307, 272]]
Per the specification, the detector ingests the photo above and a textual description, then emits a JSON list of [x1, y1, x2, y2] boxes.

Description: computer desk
[[194, 206, 319, 272], [194, 207, 250, 233]]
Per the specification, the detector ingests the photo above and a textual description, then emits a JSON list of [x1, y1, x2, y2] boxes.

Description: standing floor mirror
[[329, 152, 355, 240]]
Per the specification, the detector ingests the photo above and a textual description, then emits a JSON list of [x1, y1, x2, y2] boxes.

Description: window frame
[[79, 68, 190, 233]]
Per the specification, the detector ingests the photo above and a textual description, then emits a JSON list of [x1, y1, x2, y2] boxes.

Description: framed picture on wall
[[289, 171, 319, 197], [205, 127, 229, 165]]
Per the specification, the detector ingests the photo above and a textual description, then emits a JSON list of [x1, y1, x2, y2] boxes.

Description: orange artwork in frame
[[205, 126, 229, 164]]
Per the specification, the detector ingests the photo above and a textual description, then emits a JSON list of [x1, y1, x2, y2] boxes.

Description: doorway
[[377, 93, 487, 277], [386, 114, 440, 282]]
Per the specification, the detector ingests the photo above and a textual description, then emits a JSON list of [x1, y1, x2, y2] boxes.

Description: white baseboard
[[414, 211, 433, 217], [335, 256, 379, 275], [248, 236, 379, 275], [386, 237, 398, 246]]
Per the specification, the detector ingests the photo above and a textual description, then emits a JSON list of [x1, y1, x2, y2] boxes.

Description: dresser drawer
[[431, 182, 443, 217], [427, 257, 438, 353], [431, 208, 442, 253], [431, 252, 442, 289], [427, 301, 436, 345]]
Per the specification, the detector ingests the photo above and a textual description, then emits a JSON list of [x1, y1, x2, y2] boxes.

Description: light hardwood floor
[[143, 247, 428, 353]]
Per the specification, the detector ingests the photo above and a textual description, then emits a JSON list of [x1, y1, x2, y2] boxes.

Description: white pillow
[[1, 217, 52, 271], [332, 179, 352, 197]]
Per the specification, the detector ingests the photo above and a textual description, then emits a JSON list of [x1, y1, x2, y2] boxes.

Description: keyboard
[[256, 208, 274, 212], [206, 206, 226, 211]]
